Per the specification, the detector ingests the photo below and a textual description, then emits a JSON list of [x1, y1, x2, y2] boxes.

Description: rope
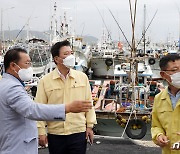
[[121, 106, 134, 138]]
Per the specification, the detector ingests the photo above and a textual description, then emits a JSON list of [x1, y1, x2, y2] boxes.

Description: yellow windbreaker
[[151, 88, 180, 154], [35, 68, 97, 135]]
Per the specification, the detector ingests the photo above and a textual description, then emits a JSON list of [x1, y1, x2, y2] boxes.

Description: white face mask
[[170, 72, 180, 89], [15, 64, 33, 81], [63, 55, 75, 68]]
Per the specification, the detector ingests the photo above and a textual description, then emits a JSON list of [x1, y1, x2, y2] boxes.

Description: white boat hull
[[91, 58, 122, 78]]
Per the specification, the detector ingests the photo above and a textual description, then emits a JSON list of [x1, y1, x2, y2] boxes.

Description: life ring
[[105, 58, 113, 67], [125, 119, 147, 139], [148, 58, 156, 65]]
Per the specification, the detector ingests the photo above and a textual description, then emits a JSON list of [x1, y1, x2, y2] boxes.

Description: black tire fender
[[105, 58, 113, 66], [125, 119, 147, 139]]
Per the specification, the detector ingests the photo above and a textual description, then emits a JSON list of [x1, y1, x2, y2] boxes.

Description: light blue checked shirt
[[168, 88, 180, 109]]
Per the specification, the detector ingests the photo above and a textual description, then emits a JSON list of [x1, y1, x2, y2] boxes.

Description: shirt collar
[[52, 68, 75, 80], [167, 87, 180, 97], [57, 69, 70, 81]]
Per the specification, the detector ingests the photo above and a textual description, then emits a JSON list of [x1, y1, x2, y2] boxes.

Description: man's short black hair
[[159, 54, 180, 70], [4, 47, 27, 72], [50, 40, 71, 59]]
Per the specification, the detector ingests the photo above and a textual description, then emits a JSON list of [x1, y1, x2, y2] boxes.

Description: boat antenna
[[136, 9, 158, 48], [108, 8, 132, 50]]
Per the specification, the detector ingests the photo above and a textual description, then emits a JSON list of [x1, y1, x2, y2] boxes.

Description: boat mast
[[128, 0, 138, 86], [129, 0, 137, 58], [54, 2, 57, 41], [143, 4, 146, 55], [50, 2, 57, 45]]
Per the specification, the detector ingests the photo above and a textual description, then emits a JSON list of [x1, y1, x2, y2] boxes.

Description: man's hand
[[38, 135, 48, 147], [65, 100, 92, 113], [86, 127, 94, 145], [156, 134, 169, 147]]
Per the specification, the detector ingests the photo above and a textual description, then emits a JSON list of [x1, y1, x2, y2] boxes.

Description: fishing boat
[[90, 58, 165, 139], [50, 2, 91, 72], [90, 2, 165, 139], [27, 38, 51, 77], [90, 30, 124, 78]]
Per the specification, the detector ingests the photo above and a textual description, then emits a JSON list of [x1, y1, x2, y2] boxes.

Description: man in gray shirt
[[0, 47, 92, 154]]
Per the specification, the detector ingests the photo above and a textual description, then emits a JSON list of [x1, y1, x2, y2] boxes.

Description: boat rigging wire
[[108, 8, 132, 51], [136, 10, 158, 49], [108, 3, 157, 53], [14, 16, 32, 43], [92, 1, 112, 41]]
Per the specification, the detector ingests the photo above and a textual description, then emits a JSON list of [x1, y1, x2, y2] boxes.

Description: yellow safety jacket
[[151, 88, 180, 154]]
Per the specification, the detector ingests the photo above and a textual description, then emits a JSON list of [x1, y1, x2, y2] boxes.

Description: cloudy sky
[[1, 0, 180, 42]]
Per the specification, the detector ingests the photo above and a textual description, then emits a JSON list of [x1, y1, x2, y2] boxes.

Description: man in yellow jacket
[[35, 40, 97, 154], [151, 54, 180, 154]]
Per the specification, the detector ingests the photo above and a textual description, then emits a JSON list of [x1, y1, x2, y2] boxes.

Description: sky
[[1, 0, 180, 43]]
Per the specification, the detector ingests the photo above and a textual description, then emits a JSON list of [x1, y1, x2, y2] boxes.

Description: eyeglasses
[[163, 69, 180, 73]]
